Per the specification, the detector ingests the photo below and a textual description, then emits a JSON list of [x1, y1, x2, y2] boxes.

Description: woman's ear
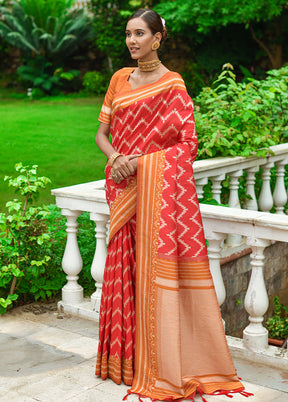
[[154, 32, 162, 43]]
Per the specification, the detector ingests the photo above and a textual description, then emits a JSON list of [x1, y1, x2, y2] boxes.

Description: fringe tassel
[[188, 390, 196, 402], [196, 387, 208, 402], [210, 388, 254, 398], [229, 389, 254, 397], [123, 388, 253, 401], [123, 390, 131, 400]]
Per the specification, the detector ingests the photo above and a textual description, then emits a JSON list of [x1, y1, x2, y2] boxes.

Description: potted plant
[[266, 296, 288, 347]]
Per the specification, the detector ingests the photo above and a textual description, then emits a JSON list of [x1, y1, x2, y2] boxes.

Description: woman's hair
[[128, 9, 167, 43]]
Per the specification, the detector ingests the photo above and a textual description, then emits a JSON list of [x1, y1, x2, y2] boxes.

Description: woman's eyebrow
[[125, 29, 145, 32]]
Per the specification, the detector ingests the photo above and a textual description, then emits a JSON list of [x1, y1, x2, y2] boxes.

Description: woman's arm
[[95, 122, 140, 182]]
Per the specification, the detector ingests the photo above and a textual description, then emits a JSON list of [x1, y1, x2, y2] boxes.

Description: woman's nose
[[129, 34, 136, 43]]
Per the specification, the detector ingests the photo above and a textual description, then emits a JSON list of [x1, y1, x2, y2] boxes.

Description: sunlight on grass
[[0, 97, 107, 210]]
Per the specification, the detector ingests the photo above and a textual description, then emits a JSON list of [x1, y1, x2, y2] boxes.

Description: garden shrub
[[0, 163, 96, 314], [195, 65, 288, 159], [266, 296, 288, 341], [17, 58, 81, 95], [82, 71, 110, 95], [0, 0, 93, 94]]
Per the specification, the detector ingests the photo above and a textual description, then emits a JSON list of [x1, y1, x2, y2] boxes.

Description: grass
[[0, 94, 107, 211]]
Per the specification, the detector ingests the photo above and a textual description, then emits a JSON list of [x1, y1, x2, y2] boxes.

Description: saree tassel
[[196, 388, 208, 402], [123, 390, 132, 400], [230, 389, 254, 397], [211, 390, 233, 398], [188, 391, 196, 402], [211, 389, 254, 398]]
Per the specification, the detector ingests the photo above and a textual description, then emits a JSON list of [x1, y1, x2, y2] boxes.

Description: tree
[[156, 0, 288, 69], [90, 0, 135, 72]]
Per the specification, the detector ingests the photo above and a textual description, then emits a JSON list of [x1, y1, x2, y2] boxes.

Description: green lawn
[[0, 96, 107, 211]]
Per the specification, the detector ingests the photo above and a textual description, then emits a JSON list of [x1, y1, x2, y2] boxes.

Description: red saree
[[96, 69, 247, 400]]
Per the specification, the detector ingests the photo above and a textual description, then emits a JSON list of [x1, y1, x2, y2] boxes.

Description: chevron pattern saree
[[96, 69, 247, 400]]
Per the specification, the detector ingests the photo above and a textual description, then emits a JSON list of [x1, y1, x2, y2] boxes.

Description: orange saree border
[[109, 177, 137, 243], [127, 150, 246, 401], [131, 150, 166, 397]]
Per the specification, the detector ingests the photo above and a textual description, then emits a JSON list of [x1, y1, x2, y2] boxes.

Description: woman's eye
[[126, 32, 131, 37], [137, 32, 143, 36]]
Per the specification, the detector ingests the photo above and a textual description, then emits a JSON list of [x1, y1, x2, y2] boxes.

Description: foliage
[[90, 0, 140, 72], [156, 0, 288, 69], [0, 163, 98, 314], [266, 296, 288, 340], [17, 57, 80, 94], [0, 1, 93, 63], [19, 0, 75, 29], [195, 65, 288, 159], [82, 70, 110, 95], [157, 0, 287, 34], [181, 61, 208, 97], [0, 163, 55, 314]]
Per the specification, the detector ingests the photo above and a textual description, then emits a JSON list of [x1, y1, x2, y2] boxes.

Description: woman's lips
[[130, 47, 139, 53]]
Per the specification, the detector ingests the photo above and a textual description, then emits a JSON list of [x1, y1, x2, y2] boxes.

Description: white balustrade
[[195, 177, 208, 199], [258, 162, 274, 212], [226, 170, 243, 247], [194, 143, 288, 215], [273, 160, 288, 214], [51, 143, 288, 359], [90, 212, 109, 313], [211, 174, 225, 204], [61, 209, 83, 304], [243, 238, 271, 351], [245, 167, 258, 210], [206, 232, 227, 306]]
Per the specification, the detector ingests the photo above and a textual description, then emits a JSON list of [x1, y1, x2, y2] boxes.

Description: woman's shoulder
[[162, 70, 187, 92], [165, 70, 185, 83], [111, 67, 134, 81]]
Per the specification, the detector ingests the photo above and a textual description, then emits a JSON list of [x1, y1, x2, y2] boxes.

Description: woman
[[95, 8, 250, 402]]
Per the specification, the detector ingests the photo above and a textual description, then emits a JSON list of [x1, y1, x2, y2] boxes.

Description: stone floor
[[0, 302, 288, 402]]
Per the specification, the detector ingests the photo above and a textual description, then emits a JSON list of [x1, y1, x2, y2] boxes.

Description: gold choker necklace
[[138, 59, 161, 72]]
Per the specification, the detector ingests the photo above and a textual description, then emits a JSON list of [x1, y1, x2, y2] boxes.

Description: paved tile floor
[[0, 302, 288, 402]]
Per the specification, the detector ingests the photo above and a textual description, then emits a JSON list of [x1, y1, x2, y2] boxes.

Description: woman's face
[[125, 17, 159, 61]]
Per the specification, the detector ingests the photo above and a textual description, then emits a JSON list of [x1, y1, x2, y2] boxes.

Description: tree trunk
[[249, 19, 283, 69], [274, 18, 282, 69]]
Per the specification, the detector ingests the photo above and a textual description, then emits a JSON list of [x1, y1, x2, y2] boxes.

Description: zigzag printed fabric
[[96, 69, 246, 400]]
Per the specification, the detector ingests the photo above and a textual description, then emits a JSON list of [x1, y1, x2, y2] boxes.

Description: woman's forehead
[[126, 17, 149, 31]]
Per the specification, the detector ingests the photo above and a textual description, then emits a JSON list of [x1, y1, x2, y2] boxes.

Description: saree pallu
[[96, 71, 246, 400]]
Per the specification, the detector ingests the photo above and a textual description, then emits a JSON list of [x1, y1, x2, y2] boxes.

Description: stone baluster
[[206, 232, 227, 307], [258, 162, 274, 212], [226, 170, 243, 246], [245, 167, 258, 211], [273, 160, 287, 214], [61, 209, 83, 304], [90, 213, 109, 313], [243, 237, 271, 351], [211, 174, 225, 204], [195, 177, 208, 199]]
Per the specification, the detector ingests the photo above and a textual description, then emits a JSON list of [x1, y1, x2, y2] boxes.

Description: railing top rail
[[194, 143, 288, 177], [201, 203, 288, 241], [51, 180, 106, 203]]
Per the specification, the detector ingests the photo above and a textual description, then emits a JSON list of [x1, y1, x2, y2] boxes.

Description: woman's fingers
[[111, 154, 142, 181], [113, 155, 134, 176]]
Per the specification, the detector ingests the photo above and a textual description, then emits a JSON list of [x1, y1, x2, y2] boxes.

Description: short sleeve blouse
[[98, 68, 134, 125]]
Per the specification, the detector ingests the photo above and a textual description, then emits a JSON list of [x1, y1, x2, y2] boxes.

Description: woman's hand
[[111, 154, 142, 184]]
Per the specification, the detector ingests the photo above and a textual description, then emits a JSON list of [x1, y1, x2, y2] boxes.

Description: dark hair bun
[[162, 26, 168, 42], [129, 9, 167, 43]]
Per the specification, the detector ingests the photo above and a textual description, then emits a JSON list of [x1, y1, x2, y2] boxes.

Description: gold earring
[[152, 42, 160, 51]]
